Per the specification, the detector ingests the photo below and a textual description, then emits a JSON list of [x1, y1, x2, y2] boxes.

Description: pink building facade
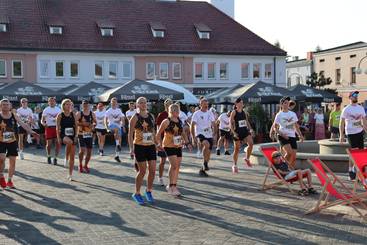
[[0, 52, 37, 84]]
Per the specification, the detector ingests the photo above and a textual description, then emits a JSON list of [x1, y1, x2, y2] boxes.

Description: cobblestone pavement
[[0, 145, 366, 245]]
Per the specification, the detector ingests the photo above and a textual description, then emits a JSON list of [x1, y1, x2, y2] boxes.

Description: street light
[[356, 54, 367, 74]]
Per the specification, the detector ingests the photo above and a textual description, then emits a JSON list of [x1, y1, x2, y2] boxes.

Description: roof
[[286, 59, 312, 68], [314, 41, 367, 55], [0, 0, 286, 56]]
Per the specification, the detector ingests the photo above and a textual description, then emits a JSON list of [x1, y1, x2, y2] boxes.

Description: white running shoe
[[166, 185, 174, 195], [64, 159, 68, 167], [172, 186, 181, 197], [196, 149, 202, 158], [19, 152, 24, 160], [158, 177, 165, 186], [67, 175, 73, 181]]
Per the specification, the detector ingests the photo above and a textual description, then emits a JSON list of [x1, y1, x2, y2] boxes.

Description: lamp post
[[356, 54, 367, 75]]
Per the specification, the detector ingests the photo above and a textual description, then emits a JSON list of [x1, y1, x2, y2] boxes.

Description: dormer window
[[0, 24, 7, 32], [96, 20, 115, 37], [0, 16, 10, 33], [47, 18, 64, 35], [49, 26, 63, 35], [150, 22, 166, 38], [195, 23, 212, 40], [101, 28, 113, 37]]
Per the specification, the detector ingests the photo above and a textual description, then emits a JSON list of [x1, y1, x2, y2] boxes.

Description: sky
[[192, 0, 367, 58]]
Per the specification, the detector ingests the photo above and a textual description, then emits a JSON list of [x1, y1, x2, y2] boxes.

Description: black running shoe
[[199, 169, 209, 177], [224, 151, 231, 155], [216, 149, 220, 156], [115, 156, 121, 163], [203, 162, 209, 171], [53, 158, 57, 165], [47, 157, 52, 165], [349, 171, 356, 181]]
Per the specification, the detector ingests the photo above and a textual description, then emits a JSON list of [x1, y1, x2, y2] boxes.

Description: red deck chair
[[260, 146, 308, 193], [347, 148, 367, 191], [307, 158, 367, 221]]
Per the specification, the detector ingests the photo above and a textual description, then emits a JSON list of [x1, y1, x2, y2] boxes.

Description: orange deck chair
[[347, 148, 367, 191], [260, 146, 308, 193], [307, 158, 367, 221]]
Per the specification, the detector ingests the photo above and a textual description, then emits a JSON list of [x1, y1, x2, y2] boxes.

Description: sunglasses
[[272, 154, 282, 159]]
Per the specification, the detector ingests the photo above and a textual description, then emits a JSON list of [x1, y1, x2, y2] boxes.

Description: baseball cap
[[82, 100, 89, 104], [280, 96, 291, 104], [349, 91, 359, 98]]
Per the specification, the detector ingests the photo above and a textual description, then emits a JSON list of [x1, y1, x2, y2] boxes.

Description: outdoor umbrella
[[57, 84, 78, 94], [207, 84, 242, 104], [0, 81, 59, 102], [65, 81, 110, 102], [219, 81, 293, 104], [98, 79, 184, 102], [289, 84, 341, 103]]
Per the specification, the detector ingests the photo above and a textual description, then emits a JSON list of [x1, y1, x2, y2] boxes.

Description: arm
[[128, 115, 137, 155], [41, 113, 47, 127], [363, 117, 367, 132], [190, 121, 197, 147], [104, 112, 109, 131], [14, 114, 36, 135], [56, 113, 62, 143], [229, 111, 236, 134], [339, 118, 345, 142], [294, 123, 304, 142], [155, 119, 168, 147], [75, 112, 83, 127]]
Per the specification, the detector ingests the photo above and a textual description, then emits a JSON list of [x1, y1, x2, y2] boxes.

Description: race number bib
[[203, 127, 212, 135], [2, 132, 15, 142], [65, 128, 74, 136], [353, 121, 362, 128], [173, 136, 182, 146], [143, 132, 153, 144], [83, 132, 93, 138], [238, 120, 247, 128], [21, 116, 28, 123], [285, 123, 294, 130]]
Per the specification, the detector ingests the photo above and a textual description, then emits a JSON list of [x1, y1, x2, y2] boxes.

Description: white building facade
[[286, 59, 313, 87]]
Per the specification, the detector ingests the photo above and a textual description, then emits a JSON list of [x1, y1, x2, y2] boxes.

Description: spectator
[[314, 108, 325, 140], [328, 103, 341, 140]]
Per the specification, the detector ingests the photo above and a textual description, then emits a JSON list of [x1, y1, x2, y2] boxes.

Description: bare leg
[[135, 162, 147, 194], [147, 160, 156, 191], [158, 157, 166, 178], [167, 155, 178, 185], [85, 148, 92, 167], [7, 156, 16, 179], [18, 134, 24, 152], [69, 144, 76, 176], [244, 135, 253, 160], [233, 140, 241, 166]]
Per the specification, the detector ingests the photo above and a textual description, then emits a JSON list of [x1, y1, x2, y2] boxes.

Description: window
[[207, 63, 216, 79], [319, 59, 325, 63], [95, 62, 103, 79], [152, 30, 165, 38], [49, 26, 63, 35], [0, 24, 7, 32], [335, 69, 341, 83], [194, 63, 203, 79], [70, 61, 79, 78], [351, 67, 356, 84], [146, 63, 155, 79], [159, 63, 169, 79], [12, 60, 23, 78], [265, 64, 272, 79], [220, 63, 228, 79], [108, 62, 118, 79], [0, 60, 6, 77], [101, 28, 113, 37], [55, 61, 64, 78], [172, 63, 182, 79], [39, 60, 49, 78], [335, 57, 341, 61], [122, 62, 132, 79], [350, 54, 356, 58], [253, 63, 261, 79], [241, 63, 249, 79], [198, 31, 210, 39]]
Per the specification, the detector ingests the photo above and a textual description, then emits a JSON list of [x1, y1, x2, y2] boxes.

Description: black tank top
[[79, 111, 92, 123], [0, 113, 18, 134], [135, 113, 155, 131], [234, 110, 248, 132], [60, 112, 75, 137], [165, 118, 183, 135]]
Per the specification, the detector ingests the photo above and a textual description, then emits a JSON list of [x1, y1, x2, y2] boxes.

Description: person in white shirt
[[32, 106, 42, 149], [41, 97, 62, 165], [105, 97, 125, 162], [95, 103, 107, 156], [125, 102, 137, 121], [314, 108, 325, 140], [273, 96, 304, 168], [16, 98, 33, 160], [340, 91, 367, 180], [190, 98, 216, 177], [216, 110, 231, 156]]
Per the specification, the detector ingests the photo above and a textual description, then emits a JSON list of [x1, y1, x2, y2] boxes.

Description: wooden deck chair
[[307, 158, 367, 221], [260, 146, 308, 193], [347, 148, 367, 191]]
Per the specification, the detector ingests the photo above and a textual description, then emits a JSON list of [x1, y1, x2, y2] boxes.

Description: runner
[[0, 99, 38, 189], [155, 99, 173, 186], [216, 109, 231, 156], [230, 98, 254, 173], [105, 97, 125, 163], [329, 103, 341, 140], [125, 101, 137, 121], [41, 97, 62, 165], [191, 97, 215, 177], [16, 98, 33, 160], [129, 97, 157, 205], [156, 104, 192, 196], [95, 103, 107, 156], [32, 106, 43, 149], [76, 100, 96, 173], [339, 91, 367, 180], [56, 99, 77, 181], [273, 96, 304, 169]]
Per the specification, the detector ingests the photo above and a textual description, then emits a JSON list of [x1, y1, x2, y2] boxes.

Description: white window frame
[[194, 63, 204, 80], [0, 24, 7, 32], [152, 29, 165, 38], [101, 28, 114, 37], [0, 59, 6, 78], [108, 61, 118, 79], [197, 31, 210, 39], [39, 60, 50, 78], [207, 63, 216, 79], [94, 61, 104, 79], [146, 63, 155, 79], [12, 60, 23, 78], [219, 63, 228, 80], [241, 63, 249, 79], [49, 26, 63, 35], [159, 63, 169, 79], [172, 63, 182, 80], [70, 61, 79, 78], [55, 61, 65, 78], [264, 63, 272, 79], [253, 63, 261, 79], [122, 62, 132, 79]]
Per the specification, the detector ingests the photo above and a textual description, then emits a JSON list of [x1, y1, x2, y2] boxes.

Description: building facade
[[286, 57, 313, 88]]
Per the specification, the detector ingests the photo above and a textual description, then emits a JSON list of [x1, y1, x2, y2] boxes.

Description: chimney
[[307, 52, 313, 60]]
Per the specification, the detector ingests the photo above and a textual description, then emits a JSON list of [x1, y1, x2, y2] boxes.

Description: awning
[[0, 81, 59, 102], [289, 84, 342, 103], [65, 81, 110, 102]]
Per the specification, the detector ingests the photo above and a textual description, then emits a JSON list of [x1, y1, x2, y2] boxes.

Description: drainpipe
[[273, 56, 277, 86]]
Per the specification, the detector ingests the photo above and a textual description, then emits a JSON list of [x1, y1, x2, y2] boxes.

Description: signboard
[[193, 87, 221, 96]]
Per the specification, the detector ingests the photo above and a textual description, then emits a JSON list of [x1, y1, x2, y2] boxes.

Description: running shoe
[[144, 190, 155, 204], [47, 157, 52, 165], [0, 177, 7, 189], [6, 180, 15, 189], [224, 151, 231, 155], [196, 149, 201, 158], [114, 156, 121, 163], [53, 158, 58, 165], [99, 150, 103, 156], [158, 177, 165, 186], [172, 186, 181, 197], [308, 187, 318, 195], [298, 189, 309, 196], [199, 169, 209, 177], [19, 152, 24, 160], [79, 164, 84, 173], [203, 162, 209, 171], [349, 171, 356, 181], [67, 175, 73, 181], [166, 185, 174, 195], [232, 165, 239, 174], [64, 159, 68, 167], [244, 158, 253, 168], [84, 166, 90, 174], [216, 149, 220, 156], [132, 193, 145, 205]]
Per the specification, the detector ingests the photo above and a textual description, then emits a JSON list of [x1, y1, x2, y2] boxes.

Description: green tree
[[274, 40, 281, 48], [306, 72, 337, 94], [315, 45, 322, 52]]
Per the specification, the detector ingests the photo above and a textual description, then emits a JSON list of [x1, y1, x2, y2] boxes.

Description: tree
[[306, 72, 337, 94], [315, 45, 322, 52], [274, 40, 281, 48]]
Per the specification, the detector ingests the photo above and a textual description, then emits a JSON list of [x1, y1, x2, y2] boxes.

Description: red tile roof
[[0, 0, 286, 56]]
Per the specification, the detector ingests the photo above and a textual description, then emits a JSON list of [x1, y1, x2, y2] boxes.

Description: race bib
[[238, 120, 247, 128], [173, 136, 182, 146], [65, 128, 74, 136], [50, 118, 56, 124], [21, 116, 28, 123], [203, 127, 212, 134], [2, 132, 15, 142], [143, 132, 153, 144], [83, 132, 93, 138], [353, 121, 362, 128], [285, 123, 294, 130]]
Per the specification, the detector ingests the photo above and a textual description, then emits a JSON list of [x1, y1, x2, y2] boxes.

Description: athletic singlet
[[163, 118, 183, 148], [78, 111, 93, 138], [60, 112, 76, 138], [234, 110, 248, 133], [0, 113, 18, 143], [133, 113, 155, 146]]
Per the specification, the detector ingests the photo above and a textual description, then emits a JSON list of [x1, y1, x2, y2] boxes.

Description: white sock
[[349, 167, 354, 172], [115, 151, 120, 157], [115, 140, 119, 146]]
